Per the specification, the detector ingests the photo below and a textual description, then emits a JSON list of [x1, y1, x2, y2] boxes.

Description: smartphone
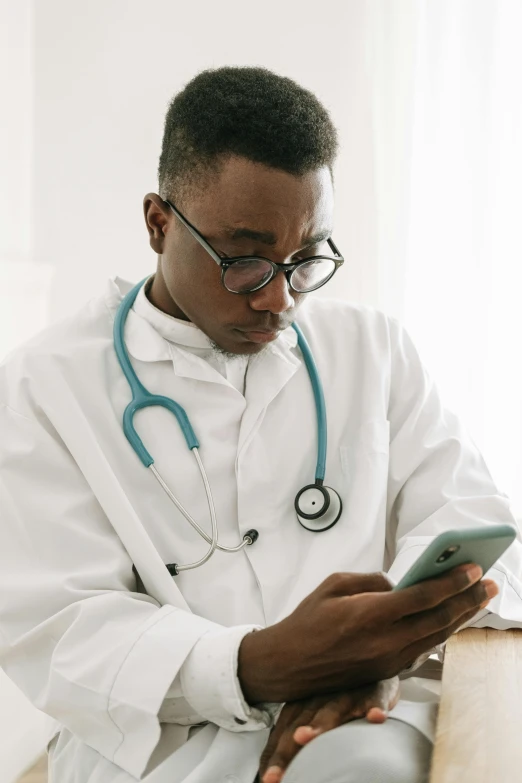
[[393, 523, 516, 590]]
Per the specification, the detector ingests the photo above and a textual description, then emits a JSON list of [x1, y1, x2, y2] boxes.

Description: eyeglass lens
[[224, 257, 337, 294]]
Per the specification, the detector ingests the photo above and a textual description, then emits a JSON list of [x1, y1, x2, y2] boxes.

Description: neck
[[148, 265, 190, 321]]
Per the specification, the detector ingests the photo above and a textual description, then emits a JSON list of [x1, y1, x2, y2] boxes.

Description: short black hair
[[158, 66, 338, 204]]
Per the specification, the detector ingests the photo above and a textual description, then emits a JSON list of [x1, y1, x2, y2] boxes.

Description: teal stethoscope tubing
[[114, 278, 328, 480], [114, 279, 200, 463], [114, 278, 329, 572]]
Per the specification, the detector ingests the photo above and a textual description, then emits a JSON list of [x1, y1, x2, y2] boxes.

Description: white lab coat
[[1, 277, 522, 783]]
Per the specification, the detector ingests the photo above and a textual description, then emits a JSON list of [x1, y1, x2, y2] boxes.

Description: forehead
[[190, 155, 334, 240]]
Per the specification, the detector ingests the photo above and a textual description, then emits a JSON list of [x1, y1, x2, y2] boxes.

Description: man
[[1, 66, 522, 783]]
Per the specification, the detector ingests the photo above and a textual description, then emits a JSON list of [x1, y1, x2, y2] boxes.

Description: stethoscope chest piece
[[295, 484, 343, 532], [115, 280, 344, 573]]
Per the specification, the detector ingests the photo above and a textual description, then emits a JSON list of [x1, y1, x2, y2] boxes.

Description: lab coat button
[[224, 776, 240, 783], [234, 717, 247, 725]]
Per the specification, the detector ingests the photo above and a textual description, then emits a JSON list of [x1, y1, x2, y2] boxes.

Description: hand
[[238, 565, 498, 703], [259, 678, 400, 783]]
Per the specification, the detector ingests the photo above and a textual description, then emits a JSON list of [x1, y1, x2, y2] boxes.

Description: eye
[[293, 245, 322, 261]]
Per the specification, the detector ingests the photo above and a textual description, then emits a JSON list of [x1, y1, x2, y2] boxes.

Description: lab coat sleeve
[[165, 628, 281, 727], [0, 403, 275, 780], [384, 321, 522, 629]]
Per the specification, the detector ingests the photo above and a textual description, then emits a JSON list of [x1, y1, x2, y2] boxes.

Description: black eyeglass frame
[[164, 198, 344, 294]]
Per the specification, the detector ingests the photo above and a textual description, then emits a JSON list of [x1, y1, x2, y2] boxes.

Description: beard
[[208, 340, 268, 362]]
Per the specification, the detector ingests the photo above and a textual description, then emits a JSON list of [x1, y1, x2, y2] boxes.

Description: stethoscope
[[114, 278, 342, 575]]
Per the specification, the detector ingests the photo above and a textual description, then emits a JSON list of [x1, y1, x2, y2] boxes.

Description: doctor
[[1, 65, 522, 783]]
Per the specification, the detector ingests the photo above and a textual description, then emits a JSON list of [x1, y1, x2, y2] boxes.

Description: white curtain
[[368, 0, 522, 517]]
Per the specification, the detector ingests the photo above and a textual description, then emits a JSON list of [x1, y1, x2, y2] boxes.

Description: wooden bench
[[430, 628, 522, 782]]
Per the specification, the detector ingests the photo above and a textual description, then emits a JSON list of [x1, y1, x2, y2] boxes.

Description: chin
[[239, 342, 268, 356], [209, 337, 266, 358]]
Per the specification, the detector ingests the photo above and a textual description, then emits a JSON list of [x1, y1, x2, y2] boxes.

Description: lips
[[237, 329, 281, 344], [234, 322, 292, 344]]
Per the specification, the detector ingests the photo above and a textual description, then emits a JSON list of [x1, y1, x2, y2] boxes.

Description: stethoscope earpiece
[[295, 484, 343, 532]]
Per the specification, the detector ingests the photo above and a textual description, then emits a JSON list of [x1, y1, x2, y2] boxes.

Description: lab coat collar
[[104, 277, 299, 369]]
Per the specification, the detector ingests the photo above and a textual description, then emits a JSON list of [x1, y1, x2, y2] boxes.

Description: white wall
[[0, 0, 55, 360], [1, 4, 57, 780], [31, 0, 405, 324], [1, 0, 32, 264]]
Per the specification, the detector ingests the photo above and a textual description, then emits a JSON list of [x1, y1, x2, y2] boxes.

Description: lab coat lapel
[[33, 360, 190, 610], [238, 330, 300, 457]]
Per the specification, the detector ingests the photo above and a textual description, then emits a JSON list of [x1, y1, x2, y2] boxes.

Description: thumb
[[365, 677, 400, 723], [366, 707, 388, 724]]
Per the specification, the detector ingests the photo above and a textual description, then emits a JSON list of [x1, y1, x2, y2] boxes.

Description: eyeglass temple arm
[[328, 237, 343, 260], [164, 199, 223, 266]]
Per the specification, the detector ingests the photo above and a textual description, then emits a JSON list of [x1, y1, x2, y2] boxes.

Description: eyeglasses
[[164, 199, 344, 295]]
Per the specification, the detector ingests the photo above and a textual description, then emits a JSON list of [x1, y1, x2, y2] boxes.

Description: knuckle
[[361, 634, 386, 662], [454, 571, 473, 591], [450, 587, 482, 619], [370, 571, 393, 592], [340, 599, 377, 636], [434, 604, 454, 628], [324, 571, 346, 591], [410, 580, 434, 608], [277, 734, 298, 761], [470, 583, 488, 606], [323, 571, 393, 597]]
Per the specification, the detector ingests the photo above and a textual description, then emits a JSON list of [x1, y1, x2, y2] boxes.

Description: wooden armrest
[[429, 628, 522, 782]]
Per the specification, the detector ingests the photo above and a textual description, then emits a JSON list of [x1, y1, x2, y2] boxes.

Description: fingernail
[[466, 564, 483, 583], [366, 707, 388, 723], [294, 725, 321, 745], [478, 581, 499, 608], [264, 766, 283, 783], [485, 581, 499, 598]]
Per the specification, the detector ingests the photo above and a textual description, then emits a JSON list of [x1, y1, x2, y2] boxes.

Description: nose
[[248, 269, 295, 314]]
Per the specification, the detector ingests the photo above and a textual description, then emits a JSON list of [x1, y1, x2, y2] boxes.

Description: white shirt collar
[[105, 276, 299, 363], [133, 276, 214, 351]]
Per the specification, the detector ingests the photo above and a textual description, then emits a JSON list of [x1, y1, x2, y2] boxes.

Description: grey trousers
[[280, 717, 432, 783]]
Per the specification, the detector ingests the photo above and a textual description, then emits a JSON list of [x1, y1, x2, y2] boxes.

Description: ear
[[143, 193, 172, 253]]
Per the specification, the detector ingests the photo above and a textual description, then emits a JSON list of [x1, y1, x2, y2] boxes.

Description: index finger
[[382, 563, 483, 619], [323, 571, 393, 598]]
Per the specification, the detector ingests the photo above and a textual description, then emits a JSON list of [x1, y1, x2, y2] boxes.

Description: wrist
[[238, 625, 289, 704]]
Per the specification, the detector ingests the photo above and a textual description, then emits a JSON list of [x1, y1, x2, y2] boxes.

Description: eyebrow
[[221, 226, 332, 250]]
